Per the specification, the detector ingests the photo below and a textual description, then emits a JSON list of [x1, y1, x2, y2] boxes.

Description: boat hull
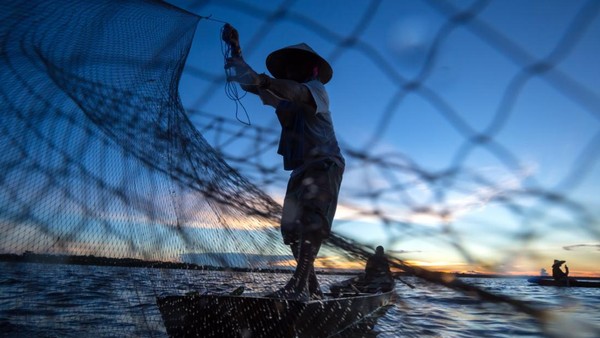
[[156, 291, 394, 338], [528, 277, 600, 288]]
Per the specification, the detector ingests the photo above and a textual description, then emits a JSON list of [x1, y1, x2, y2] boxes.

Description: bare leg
[[267, 234, 322, 301], [290, 241, 323, 299]]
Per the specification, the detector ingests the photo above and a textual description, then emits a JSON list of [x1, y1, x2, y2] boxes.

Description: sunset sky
[[164, 0, 600, 277]]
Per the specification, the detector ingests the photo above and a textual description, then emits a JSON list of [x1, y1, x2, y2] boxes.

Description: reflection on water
[[1, 263, 599, 337]]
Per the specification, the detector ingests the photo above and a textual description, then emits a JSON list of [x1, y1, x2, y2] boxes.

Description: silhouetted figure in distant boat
[[552, 259, 569, 284], [365, 245, 394, 285], [364, 246, 394, 291], [330, 246, 395, 295]]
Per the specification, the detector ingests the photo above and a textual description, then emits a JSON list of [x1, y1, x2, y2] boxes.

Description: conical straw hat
[[266, 43, 333, 84]]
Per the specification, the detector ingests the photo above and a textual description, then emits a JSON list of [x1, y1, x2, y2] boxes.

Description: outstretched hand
[[224, 56, 246, 71]]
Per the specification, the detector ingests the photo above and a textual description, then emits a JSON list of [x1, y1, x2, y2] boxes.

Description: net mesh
[[1, 0, 599, 337]]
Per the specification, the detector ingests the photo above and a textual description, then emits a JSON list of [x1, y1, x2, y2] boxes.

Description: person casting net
[[225, 31, 345, 301]]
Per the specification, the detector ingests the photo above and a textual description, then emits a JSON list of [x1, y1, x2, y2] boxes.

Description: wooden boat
[[156, 290, 394, 338], [527, 277, 600, 288]]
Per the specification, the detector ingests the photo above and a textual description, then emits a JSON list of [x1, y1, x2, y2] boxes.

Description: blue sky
[[166, 0, 600, 275]]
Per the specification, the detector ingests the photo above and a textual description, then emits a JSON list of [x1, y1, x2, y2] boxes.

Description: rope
[[220, 25, 251, 126], [199, 15, 252, 125]]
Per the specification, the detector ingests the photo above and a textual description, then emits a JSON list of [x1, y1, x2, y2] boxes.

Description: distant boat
[[156, 290, 394, 337], [527, 277, 600, 288]]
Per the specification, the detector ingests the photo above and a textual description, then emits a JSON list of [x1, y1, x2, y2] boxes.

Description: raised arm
[[264, 77, 314, 108], [226, 57, 315, 109]]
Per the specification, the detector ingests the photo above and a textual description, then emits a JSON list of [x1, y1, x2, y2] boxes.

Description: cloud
[[563, 243, 600, 251], [425, 163, 537, 222], [387, 249, 422, 254], [334, 162, 539, 228]]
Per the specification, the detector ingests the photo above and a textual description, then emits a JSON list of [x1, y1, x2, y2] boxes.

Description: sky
[[164, 0, 600, 276]]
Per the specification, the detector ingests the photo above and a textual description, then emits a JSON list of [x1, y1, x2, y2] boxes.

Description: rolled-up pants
[[281, 159, 343, 245]]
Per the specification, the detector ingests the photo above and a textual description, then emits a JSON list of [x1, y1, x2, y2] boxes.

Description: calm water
[[1, 262, 598, 337]]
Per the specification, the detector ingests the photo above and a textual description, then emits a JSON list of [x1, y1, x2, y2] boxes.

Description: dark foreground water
[[1, 262, 598, 337]]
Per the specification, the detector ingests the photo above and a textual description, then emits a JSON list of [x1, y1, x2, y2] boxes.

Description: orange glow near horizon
[[310, 257, 600, 278], [314, 256, 365, 270]]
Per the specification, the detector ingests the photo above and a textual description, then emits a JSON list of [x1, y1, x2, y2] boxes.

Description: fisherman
[[363, 246, 394, 292], [329, 245, 394, 295], [225, 43, 344, 301], [551, 259, 569, 284]]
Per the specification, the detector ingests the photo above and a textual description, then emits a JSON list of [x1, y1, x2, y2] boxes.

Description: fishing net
[[1, 0, 599, 337]]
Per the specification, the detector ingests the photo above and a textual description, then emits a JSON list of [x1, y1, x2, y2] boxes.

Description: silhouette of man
[[552, 259, 569, 283], [364, 246, 394, 292], [226, 43, 344, 301]]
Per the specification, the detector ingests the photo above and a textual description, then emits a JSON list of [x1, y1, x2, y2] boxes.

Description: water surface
[[1, 263, 598, 337]]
